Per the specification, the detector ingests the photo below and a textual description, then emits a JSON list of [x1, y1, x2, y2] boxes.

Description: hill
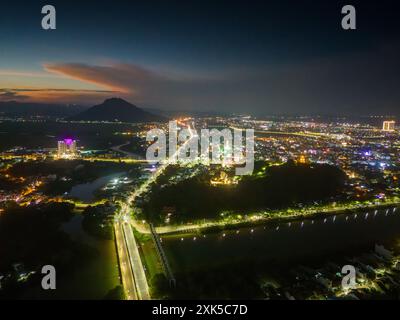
[[68, 98, 167, 123]]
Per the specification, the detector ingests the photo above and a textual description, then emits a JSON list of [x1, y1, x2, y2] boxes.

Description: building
[[210, 171, 237, 186], [57, 138, 78, 158], [297, 154, 308, 164], [382, 121, 395, 132]]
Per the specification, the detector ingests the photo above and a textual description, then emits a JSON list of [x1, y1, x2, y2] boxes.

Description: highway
[[115, 221, 151, 300], [115, 122, 196, 299], [114, 223, 137, 300], [122, 222, 150, 300], [124, 123, 197, 206]]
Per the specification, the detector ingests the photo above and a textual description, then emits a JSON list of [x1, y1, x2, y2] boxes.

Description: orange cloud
[[0, 88, 116, 104], [44, 63, 141, 93]]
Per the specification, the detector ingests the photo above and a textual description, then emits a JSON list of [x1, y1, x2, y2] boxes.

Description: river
[[69, 172, 123, 202], [163, 207, 400, 273]]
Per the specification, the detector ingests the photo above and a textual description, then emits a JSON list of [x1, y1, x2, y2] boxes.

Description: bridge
[[150, 223, 176, 287], [114, 221, 150, 300], [114, 222, 137, 300]]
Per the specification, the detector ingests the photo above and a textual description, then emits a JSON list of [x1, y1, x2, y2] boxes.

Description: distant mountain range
[[0, 98, 167, 123], [0, 101, 86, 118], [68, 98, 167, 123], [144, 107, 228, 118], [3, 99, 389, 124]]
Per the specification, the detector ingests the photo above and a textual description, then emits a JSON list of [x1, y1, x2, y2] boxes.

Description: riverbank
[[69, 172, 124, 202], [132, 197, 400, 236], [156, 206, 400, 299]]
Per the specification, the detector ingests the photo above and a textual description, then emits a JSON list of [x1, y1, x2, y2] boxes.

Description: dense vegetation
[[153, 260, 267, 299], [120, 136, 147, 158], [82, 204, 116, 240], [0, 202, 96, 298], [103, 285, 125, 300], [140, 161, 347, 224]]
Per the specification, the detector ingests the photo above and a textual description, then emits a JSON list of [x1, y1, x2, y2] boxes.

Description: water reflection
[[164, 208, 400, 273]]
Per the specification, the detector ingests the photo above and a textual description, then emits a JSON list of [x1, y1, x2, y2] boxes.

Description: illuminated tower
[[57, 138, 78, 158], [67, 139, 77, 154], [58, 140, 67, 157]]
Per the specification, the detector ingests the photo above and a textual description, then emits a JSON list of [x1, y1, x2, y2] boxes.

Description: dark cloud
[[0, 88, 116, 93], [0, 88, 118, 104], [44, 42, 400, 115], [0, 90, 29, 101], [1, 0, 399, 115]]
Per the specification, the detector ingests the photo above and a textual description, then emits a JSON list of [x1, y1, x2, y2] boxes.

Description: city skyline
[[2, 0, 400, 303]]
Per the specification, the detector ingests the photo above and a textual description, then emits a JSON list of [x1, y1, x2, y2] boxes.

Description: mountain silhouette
[[68, 98, 166, 123]]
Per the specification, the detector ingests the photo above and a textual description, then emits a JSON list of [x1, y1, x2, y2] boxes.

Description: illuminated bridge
[[150, 223, 176, 287]]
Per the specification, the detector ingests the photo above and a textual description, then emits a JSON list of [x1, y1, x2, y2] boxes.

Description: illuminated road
[[0, 154, 147, 163], [129, 198, 400, 236], [128, 123, 196, 203], [82, 157, 147, 163], [115, 122, 196, 298], [114, 223, 137, 300], [111, 142, 143, 159], [122, 222, 150, 300]]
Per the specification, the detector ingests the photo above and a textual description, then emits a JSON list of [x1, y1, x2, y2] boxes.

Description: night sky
[[0, 0, 399, 116]]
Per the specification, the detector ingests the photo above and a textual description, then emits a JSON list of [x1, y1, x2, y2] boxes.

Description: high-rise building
[[382, 121, 396, 132], [57, 138, 78, 158]]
